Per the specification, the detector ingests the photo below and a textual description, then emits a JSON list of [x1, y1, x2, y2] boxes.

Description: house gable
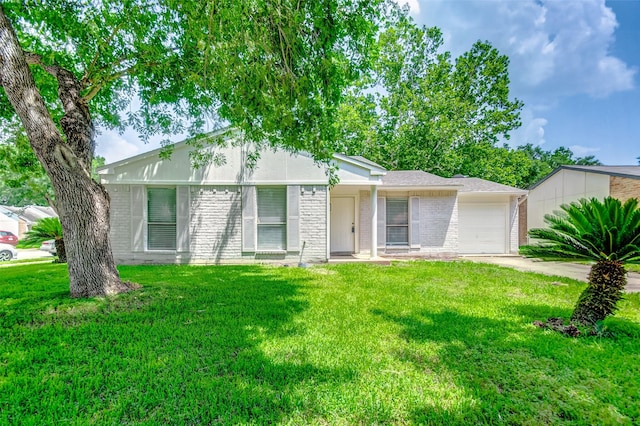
[[98, 133, 329, 186]]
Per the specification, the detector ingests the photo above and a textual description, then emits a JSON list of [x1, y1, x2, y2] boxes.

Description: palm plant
[[23, 217, 66, 263], [521, 197, 640, 325]]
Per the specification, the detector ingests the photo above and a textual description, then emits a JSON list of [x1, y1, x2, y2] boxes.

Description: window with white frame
[[386, 198, 409, 246], [257, 187, 287, 250], [147, 187, 177, 250]]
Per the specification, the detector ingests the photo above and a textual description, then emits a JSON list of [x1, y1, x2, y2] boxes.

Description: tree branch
[[0, 7, 61, 166], [83, 64, 137, 102], [81, 21, 126, 85], [23, 51, 94, 168]]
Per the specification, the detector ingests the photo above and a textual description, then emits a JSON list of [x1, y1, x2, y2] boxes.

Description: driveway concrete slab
[[463, 256, 640, 293]]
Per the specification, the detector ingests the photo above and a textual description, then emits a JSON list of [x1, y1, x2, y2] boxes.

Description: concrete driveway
[[463, 256, 640, 293], [17, 248, 55, 260]]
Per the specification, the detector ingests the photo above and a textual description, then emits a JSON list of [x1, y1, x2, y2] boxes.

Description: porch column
[[371, 184, 378, 258]]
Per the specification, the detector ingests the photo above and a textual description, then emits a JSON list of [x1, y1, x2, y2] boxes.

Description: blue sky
[[96, 0, 640, 165]]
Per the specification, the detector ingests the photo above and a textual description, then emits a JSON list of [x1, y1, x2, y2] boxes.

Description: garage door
[[459, 202, 507, 254]]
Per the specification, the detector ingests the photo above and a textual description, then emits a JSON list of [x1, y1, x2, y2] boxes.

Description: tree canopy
[[1, 1, 385, 158], [334, 14, 523, 176], [333, 13, 601, 189], [0, 1, 387, 296]]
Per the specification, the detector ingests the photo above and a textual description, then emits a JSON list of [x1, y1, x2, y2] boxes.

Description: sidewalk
[[463, 256, 640, 293]]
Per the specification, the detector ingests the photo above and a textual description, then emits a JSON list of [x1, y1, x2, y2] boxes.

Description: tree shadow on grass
[[370, 307, 640, 424], [0, 263, 76, 327], [510, 302, 640, 339], [0, 264, 354, 424]]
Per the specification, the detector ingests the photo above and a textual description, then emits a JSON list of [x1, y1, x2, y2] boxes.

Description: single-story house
[[524, 165, 640, 244], [98, 132, 526, 264]]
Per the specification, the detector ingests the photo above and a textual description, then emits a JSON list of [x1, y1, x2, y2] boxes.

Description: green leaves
[[522, 197, 640, 264], [334, 10, 524, 178], [3, 0, 385, 161], [22, 217, 63, 244]]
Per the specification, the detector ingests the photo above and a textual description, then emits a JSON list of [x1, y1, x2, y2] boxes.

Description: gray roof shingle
[[382, 171, 458, 187], [448, 177, 527, 194], [381, 171, 526, 194]]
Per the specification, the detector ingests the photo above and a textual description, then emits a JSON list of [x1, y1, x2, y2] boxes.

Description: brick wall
[[358, 190, 458, 255], [419, 191, 458, 253], [518, 198, 527, 246], [106, 185, 132, 257], [106, 184, 327, 264], [359, 190, 371, 251], [609, 176, 640, 203], [189, 186, 242, 261], [299, 186, 328, 262], [509, 196, 520, 253]]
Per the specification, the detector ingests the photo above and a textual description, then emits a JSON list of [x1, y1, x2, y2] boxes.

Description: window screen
[[257, 187, 286, 250], [386, 198, 408, 246], [147, 188, 177, 250]]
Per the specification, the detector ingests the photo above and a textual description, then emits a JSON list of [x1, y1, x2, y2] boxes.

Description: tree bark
[[571, 260, 627, 325], [0, 7, 136, 297], [54, 238, 67, 263]]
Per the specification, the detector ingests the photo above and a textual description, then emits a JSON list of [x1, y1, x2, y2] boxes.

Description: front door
[[330, 197, 355, 254]]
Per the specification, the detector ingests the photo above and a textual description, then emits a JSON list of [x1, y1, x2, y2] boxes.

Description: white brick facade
[[419, 191, 458, 254], [100, 140, 523, 261], [509, 197, 519, 253], [357, 190, 458, 256], [299, 186, 328, 262], [105, 184, 327, 264], [108, 185, 132, 258], [189, 186, 242, 262]]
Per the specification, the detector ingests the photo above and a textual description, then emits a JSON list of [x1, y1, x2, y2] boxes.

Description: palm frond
[[22, 217, 63, 244], [524, 196, 640, 264]]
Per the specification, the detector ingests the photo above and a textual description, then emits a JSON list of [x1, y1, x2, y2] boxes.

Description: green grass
[[15, 241, 41, 249], [1, 261, 639, 424], [626, 264, 640, 274], [4, 257, 55, 265]]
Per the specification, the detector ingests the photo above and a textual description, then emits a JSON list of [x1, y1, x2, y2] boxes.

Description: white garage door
[[459, 202, 507, 254]]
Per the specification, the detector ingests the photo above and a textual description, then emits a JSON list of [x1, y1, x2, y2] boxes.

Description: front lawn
[[1, 262, 639, 424], [626, 263, 640, 274]]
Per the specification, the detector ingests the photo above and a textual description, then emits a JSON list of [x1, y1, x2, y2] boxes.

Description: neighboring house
[[0, 206, 23, 237], [525, 165, 640, 243], [98, 132, 526, 264], [0, 205, 58, 238]]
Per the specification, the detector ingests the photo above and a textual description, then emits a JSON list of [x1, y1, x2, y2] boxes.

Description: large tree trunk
[[571, 260, 627, 325], [0, 7, 136, 297]]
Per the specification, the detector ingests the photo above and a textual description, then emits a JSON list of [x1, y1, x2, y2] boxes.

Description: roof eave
[[332, 153, 388, 176], [381, 185, 462, 191], [96, 127, 237, 174]]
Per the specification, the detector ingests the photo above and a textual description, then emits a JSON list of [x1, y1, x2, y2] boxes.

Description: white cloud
[[569, 144, 600, 157], [507, 108, 548, 147], [419, 0, 636, 100], [399, 0, 421, 15], [95, 129, 146, 163]]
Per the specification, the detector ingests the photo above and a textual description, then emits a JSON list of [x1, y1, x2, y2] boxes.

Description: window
[[147, 188, 176, 250], [257, 187, 286, 250], [386, 198, 408, 246]]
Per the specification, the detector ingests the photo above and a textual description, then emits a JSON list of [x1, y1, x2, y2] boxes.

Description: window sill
[[255, 250, 287, 255]]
